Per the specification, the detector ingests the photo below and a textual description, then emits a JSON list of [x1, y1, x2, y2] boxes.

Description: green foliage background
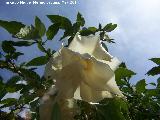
[[0, 13, 160, 120]]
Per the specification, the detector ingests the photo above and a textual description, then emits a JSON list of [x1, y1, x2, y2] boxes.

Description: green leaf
[[51, 102, 61, 120], [149, 58, 160, 65], [19, 85, 32, 94], [20, 68, 41, 87], [35, 16, 46, 37], [103, 23, 117, 32], [10, 41, 35, 47], [149, 82, 156, 86], [115, 67, 136, 81], [88, 27, 97, 32], [136, 79, 146, 93], [97, 98, 129, 120], [11, 52, 24, 60], [72, 22, 80, 34], [46, 24, 59, 40], [2, 41, 15, 53], [47, 15, 72, 31], [0, 98, 17, 108], [0, 90, 7, 100], [6, 84, 25, 93], [121, 87, 132, 93], [146, 89, 158, 97], [0, 20, 25, 35], [79, 29, 95, 36], [26, 56, 48, 66], [6, 76, 21, 85], [76, 12, 85, 27], [37, 42, 46, 52], [146, 66, 160, 76], [14, 25, 40, 40]]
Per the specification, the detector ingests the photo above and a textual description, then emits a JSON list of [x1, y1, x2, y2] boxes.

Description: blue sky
[[0, 0, 160, 85]]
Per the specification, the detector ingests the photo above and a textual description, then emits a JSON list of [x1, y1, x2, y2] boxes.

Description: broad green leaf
[[76, 12, 85, 27], [22, 93, 37, 104], [0, 98, 17, 108], [146, 66, 160, 76], [20, 68, 41, 87], [0, 20, 25, 35], [6, 84, 25, 93], [97, 98, 129, 120], [79, 29, 95, 36], [121, 87, 132, 93], [47, 15, 72, 30], [136, 79, 146, 93], [6, 76, 21, 85], [72, 22, 80, 34], [146, 89, 158, 97], [29, 97, 39, 108], [149, 58, 160, 65], [149, 82, 156, 86], [20, 68, 40, 80], [19, 85, 32, 94], [46, 24, 59, 40], [2, 41, 15, 53], [0, 90, 7, 100], [12, 52, 24, 60], [10, 41, 35, 47], [37, 42, 46, 52], [115, 67, 136, 81], [88, 27, 97, 32], [35, 16, 46, 37], [51, 102, 61, 120], [15, 25, 40, 40], [26, 56, 48, 66], [103, 23, 117, 32]]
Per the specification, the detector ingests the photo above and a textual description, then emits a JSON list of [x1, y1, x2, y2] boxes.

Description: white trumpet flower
[[44, 33, 123, 102], [40, 33, 123, 120]]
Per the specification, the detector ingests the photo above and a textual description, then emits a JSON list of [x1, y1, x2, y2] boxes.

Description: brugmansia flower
[[44, 33, 123, 102], [40, 33, 123, 120]]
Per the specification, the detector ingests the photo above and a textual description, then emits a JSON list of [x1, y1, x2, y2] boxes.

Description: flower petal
[[105, 76, 124, 97], [81, 55, 115, 91], [99, 57, 121, 71], [80, 82, 113, 102], [69, 33, 112, 61]]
